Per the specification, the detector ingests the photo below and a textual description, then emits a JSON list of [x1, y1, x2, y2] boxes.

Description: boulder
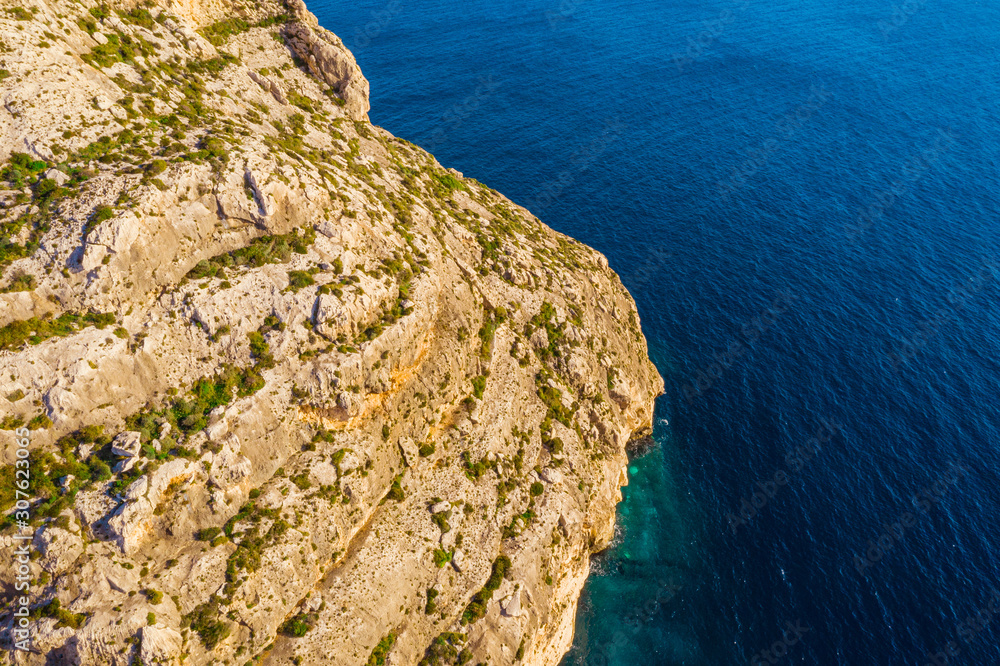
[[33, 526, 84, 575], [398, 437, 419, 467], [209, 436, 253, 490], [89, 211, 141, 255], [339, 450, 361, 473], [111, 431, 142, 458], [205, 417, 228, 442], [501, 590, 523, 618], [108, 459, 197, 555], [430, 501, 451, 514], [316, 220, 339, 238], [451, 548, 465, 572], [80, 243, 107, 272], [44, 168, 68, 186], [249, 70, 288, 106], [74, 485, 118, 532]]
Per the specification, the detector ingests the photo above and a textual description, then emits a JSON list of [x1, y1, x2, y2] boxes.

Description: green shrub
[[34, 599, 86, 629], [417, 632, 469, 666], [290, 472, 311, 490], [88, 458, 112, 482], [432, 548, 452, 568], [279, 612, 315, 637], [83, 33, 144, 69], [183, 597, 231, 649], [287, 91, 315, 114], [286, 270, 315, 292], [386, 475, 404, 501], [461, 555, 511, 624], [0, 274, 36, 293], [433, 173, 465, 192], [27, 413, 52, 430], [183, 229, 316, 282], [145, 159, 168, 178], [1, 152, 46, 188], [5, 7, 32, 20], [200, 17, 250, 46], [424, 588, 438, 614], [85, 205, 114, 236], [544, 435, 564, 454], [461, 452, 489, 481], [471, 375, 487, 400], [247, 331, 274, 368], [199, 14, 288, 45], [431, 512, 450, 533], [530, 482, 544, 497], [120, 7, 156, 29], [367, 633, 397, 666], [34, 178, 57, 200], [196, 527, 221, 541]]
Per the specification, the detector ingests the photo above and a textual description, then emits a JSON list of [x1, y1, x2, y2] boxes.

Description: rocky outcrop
[[107, 458, 200, 555], [283, 21, 371, 120], [0, 1, 661, 665], [140, 625, 184, 666]]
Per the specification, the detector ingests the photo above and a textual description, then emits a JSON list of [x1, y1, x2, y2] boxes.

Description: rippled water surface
[[311, 0, 1000, 663]]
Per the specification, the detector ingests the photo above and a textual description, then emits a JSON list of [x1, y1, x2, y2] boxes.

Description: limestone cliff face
[[0, 1, 661, 664]]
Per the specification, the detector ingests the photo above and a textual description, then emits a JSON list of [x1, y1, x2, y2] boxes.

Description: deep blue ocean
[[312, 0, 1000, 663]]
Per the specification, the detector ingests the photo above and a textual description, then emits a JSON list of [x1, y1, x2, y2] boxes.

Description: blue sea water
[[310, 0, 1000, 663]]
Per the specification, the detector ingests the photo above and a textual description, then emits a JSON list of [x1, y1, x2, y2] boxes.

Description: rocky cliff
[[0, 1, 662, 664]]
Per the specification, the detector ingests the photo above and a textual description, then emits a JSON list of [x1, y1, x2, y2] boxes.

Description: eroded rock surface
[[0, 1, 662, 664]]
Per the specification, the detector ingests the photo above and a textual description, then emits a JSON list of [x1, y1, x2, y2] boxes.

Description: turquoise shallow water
[[312, 0, 1000, 663]]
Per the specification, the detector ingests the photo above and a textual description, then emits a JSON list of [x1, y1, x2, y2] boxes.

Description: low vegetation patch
[[461, 554, 512, 624], [0, 312, 116, 352], [418, 632, 471, 666], [184, 228, 315, 282], [367, 632, 397, 666], [182, 596, 231, 649], [279, 610, 318, 637], [0, 274, 36, 293]]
